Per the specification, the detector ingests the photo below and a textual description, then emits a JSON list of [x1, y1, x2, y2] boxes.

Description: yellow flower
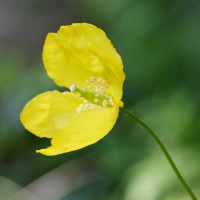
[[20, 23, 125, 156]]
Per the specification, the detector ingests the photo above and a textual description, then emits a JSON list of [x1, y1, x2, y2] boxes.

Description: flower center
[[70, 77, 114, 113]]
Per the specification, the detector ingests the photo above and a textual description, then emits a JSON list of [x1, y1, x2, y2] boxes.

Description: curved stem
[[119, 107, 197, 200]]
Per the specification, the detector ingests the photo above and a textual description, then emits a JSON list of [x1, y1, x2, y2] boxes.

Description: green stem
[[119, 107, 197, 200]]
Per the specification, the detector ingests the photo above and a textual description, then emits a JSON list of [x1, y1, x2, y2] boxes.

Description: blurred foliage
[[0, 0, 200, 199]]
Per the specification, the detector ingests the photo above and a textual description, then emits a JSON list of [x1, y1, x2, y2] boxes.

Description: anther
[[102, 80, 106, 85], [90, 76, 95, 81], [76, 107, 82, 113], [79, 104, 84, 108], [103, 100, 108, 107], [100, 86, 104, 90]]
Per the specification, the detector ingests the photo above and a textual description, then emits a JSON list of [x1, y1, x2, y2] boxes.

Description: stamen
[[94, 98, 99, 103], [103, 100, 108, 107], [102, 80, 106, 85], [76, 107, 82, 113], [100, 86, 104, 90], [71, 77, 113, 113]]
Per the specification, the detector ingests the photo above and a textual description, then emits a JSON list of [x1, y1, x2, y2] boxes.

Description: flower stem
[[119, 107, 197, 200]]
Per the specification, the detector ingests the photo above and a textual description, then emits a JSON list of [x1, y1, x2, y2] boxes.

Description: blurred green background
[[0, 0, 200, 199]]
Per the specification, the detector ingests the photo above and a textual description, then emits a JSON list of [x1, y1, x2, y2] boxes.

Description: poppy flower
[[20, 23, 125, 155]]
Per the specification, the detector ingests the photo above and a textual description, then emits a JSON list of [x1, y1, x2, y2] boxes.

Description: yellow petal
[[43, 23, 125, 104], [20, 91, 84, 138], [37, 107, 119, 155]]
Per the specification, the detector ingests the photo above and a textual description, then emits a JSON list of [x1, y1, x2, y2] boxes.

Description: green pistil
[[76, 88, 112, 107]]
